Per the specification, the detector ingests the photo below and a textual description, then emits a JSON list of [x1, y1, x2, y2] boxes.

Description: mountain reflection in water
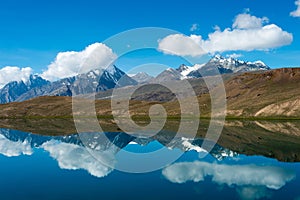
[[0, 129, 237, 177], [0, 127, 299, 200]]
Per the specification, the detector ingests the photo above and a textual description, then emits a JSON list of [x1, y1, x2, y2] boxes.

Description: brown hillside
[[224, 68, 300, 117]]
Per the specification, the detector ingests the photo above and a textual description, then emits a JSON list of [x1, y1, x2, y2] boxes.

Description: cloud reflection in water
[[162, 161, 296, 199]]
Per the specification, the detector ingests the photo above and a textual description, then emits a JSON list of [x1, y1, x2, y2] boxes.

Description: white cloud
[[226, 53, 243, 59], [0, 134, 33, 157], [41, 43, 117, 81], [42, 140, 113, 178], [190, 23, 199, 32], [158, 34, 206, 57], [158, 13, 293, 56], [202, 24, 293, 52], [162, 161, 295, 190], [290, 0, 300, 17], [232, 14, 269, 29], [0, 66, 32, 88]]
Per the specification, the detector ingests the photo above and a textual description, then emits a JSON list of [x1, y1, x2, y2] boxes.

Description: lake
[[0, 121, 300, 200]]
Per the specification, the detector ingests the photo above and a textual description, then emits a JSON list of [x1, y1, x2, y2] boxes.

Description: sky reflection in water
[[0, 128, 299, 200]]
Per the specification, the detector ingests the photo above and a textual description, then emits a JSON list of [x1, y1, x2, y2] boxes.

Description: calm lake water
[[0, 128, 299, 200]]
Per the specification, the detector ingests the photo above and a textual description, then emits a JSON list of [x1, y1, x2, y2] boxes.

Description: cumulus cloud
[[290, 0, 300, 17], [0, 66, 32, 88], [232, 13, 269, 29], [158, 13, 293, 56], [158, 34, 206, 56], [0, 134, 33, 157], [162, 161, 295, 190], [202, 24, 293, 52], [42, 140, 113, 178], [41, 43, 117, 81], [190, 23, 199, 32]]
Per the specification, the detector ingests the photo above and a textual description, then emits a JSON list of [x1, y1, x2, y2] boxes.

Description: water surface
[[0, 126, 299, 200]]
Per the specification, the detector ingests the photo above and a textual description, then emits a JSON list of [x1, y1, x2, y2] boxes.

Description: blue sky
[[0, 0, 300, 82]]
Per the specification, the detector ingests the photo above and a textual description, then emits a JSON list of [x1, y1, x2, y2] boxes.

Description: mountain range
[[0, 55, 270, 104], [0, 65, 137, 104], [1, 67, 299, 119], [154, 54, 270, 82]]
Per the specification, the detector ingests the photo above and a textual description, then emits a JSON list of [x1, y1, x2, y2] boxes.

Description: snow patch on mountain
[[179, 64, 205, 79]]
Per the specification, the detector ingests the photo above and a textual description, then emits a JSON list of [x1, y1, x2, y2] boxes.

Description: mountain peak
[[212, 54, 223, 60], [177, 64, 189, 73], [153, 55, 271, 82], [130, 72, 154, 84], [211, 54, 242, 64], [208, 54, 270, 72], [105, 65, 118, 75], [27, 74, 49, 88]]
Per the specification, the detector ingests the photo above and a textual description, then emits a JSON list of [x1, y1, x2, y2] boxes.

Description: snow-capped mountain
[[205, 54, 270, 73], [129, 72, 154, 84], [0, 74, 50, 103], [72, 65, 137, 94], [154, 55, 270, 81], [0, 65, 137, 104]]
